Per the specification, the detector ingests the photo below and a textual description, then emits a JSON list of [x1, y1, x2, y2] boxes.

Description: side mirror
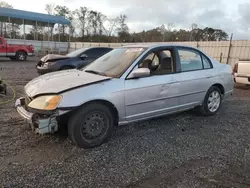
[[127, 68, 150, 79], [80, 54, 88, 59]]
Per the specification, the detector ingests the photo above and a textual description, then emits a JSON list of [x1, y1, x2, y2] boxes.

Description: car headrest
[[140, 59, 153, 68], [161, 57, 172, 69]]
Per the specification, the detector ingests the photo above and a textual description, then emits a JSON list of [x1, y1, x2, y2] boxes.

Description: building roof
[[0, 7, 70, 25]]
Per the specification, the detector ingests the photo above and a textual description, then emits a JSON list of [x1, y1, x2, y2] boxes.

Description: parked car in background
[[15, 44, 234, 148], [0, 36, 34, 61], [233, 59, 250, 85], [36, 47, 113, 75]]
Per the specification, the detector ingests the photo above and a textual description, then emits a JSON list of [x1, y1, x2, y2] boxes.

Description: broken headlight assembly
[[28, 95, 62, 111], [43, 62, 57, 67]]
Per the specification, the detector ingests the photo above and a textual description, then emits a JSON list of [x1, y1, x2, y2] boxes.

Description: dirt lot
[[0, 58, 250, 188]]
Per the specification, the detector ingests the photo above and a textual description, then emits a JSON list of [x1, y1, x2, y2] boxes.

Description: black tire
[[16, 51, 27, 61], [9, 57, 16, 60], [60, 66, 74, 70], [198, 86, 222, 116], [68, 103, 115, 148]]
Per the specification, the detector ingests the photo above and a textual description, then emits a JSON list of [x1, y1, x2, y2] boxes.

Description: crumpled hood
[[25, 69, 111, 97], [40, 54, 70, 62]]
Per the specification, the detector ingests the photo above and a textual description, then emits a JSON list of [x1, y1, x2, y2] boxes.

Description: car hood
[[25, 69, 111, 97], [40, 54, 70, 62]]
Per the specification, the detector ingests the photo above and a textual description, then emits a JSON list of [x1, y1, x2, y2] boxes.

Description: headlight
[[44, 62, 56, 67], [28, 95, 62, 110]]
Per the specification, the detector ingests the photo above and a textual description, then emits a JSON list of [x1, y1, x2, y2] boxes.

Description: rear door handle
[[206, 74, 213, 78]]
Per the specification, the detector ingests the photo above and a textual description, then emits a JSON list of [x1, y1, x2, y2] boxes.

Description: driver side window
[[138, 49, 174, 76], [139, 53, 159, 68]]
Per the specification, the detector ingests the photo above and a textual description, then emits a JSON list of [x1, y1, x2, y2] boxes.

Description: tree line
[[0, 1, 229, 42]]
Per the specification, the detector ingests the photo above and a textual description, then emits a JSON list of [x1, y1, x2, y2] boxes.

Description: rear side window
[[202, 55, 212, 69], [0, 39, 2, 45], [85, 48, 111, 58], [101, 48, 113, 54], [178, 48, 203, 71]]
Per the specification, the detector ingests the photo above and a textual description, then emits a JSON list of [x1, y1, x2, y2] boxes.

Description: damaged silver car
[[15, 44, 234, 148]]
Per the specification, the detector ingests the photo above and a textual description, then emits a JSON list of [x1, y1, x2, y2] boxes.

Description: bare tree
[[167, 23, 175, 32], [104, 17, 119, 36], [116, 14, 130, 42], [96, 12, 107, 35], [158, 24, 166, 41], [75, 7, 89, 38], [45, 4, 56, 40], [45, 4, 55, 15], [189, 23, 198, 41], [87, 10, 98, 35], [68, 12, 76, 39], [54, 5, 70, 41]]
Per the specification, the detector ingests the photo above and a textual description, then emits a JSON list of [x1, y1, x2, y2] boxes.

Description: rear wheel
[[198, 86, 222, 116], [16, 51, 27, 61], [68, 103, 115, 148]]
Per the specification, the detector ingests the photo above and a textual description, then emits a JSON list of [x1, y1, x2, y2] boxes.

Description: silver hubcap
[[19, 54, 24, 60], [208, 91, 220, 112]]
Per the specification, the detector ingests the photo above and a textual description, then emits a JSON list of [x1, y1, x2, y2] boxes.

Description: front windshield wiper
[[85, 70, 107, 76]]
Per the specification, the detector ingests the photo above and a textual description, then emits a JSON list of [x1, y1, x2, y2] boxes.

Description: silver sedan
[[15, 44, 234, 148]]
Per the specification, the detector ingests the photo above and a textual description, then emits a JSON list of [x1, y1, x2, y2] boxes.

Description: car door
[[124, 47, 181, 122], [177, 47, 214, 107]]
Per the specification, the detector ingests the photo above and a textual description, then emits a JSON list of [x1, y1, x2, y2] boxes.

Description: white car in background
[[233, 59, 250, 85]]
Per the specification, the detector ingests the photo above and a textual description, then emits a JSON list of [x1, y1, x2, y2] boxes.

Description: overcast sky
[[5, 0, 250, 39]]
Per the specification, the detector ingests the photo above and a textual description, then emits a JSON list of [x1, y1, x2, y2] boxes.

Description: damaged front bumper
[[15, 97, 65, 134]]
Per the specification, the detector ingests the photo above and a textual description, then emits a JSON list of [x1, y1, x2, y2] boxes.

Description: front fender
[[57, 79, 126, 121]]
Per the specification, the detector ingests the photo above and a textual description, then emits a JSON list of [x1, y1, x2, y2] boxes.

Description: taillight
[[232, 63, 238, 75]]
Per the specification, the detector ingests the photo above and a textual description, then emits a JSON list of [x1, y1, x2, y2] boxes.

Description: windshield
[[82, 47, 146, 78], [66, 48, 88, 57]]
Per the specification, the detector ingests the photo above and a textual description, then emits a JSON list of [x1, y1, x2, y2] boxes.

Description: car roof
[[86, 47, 113, 50], [121, 43, 199, 50]]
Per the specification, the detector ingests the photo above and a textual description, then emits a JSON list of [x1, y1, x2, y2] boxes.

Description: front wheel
[[198, 86, 222, 116], [68, 103, 115, 148]]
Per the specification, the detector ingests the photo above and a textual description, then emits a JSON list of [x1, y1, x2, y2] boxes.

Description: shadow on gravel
[[234, 83, 250, 90]]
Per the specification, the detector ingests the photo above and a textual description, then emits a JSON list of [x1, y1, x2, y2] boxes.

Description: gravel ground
[[0, 58, 250, 188]]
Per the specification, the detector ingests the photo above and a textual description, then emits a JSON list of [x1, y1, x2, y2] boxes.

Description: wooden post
[[226, 33, 233, 65], [220, 53, 223, 63]]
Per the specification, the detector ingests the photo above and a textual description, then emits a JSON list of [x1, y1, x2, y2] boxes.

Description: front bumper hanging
[[15, 97, 59, 134]]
